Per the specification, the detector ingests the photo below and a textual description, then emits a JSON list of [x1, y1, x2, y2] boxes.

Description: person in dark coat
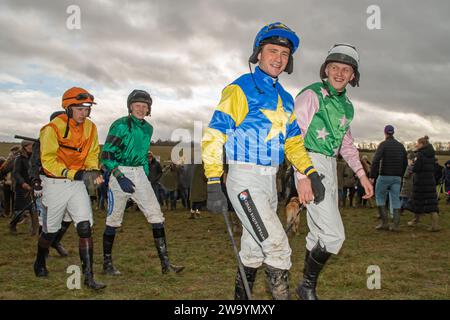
[[147, 152, 164, 206], [370, 125, 407, 231], [0, 145, 21, 218], [10, 140, 37, 234], [444, 160, 450, 204], [405, 136, 440, 231]]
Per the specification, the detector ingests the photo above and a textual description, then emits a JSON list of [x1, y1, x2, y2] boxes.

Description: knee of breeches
[[76, 220, 92, 238], [104, 225, 116, 236]]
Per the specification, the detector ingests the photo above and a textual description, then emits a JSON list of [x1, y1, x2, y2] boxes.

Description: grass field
[[0, 197, 449, 300]]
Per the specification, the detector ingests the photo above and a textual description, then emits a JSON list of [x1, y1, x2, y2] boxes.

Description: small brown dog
[[285, 197, 301, 235]]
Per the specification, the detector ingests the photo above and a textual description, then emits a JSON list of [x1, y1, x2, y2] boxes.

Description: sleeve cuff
[[207, 177, 221, 185]]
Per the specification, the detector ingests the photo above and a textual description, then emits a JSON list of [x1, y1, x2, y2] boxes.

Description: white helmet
[[320, 43, 360, 87]]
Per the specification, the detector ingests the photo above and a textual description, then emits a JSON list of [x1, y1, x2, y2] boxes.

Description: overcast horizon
[[0, 0, 449, 146]]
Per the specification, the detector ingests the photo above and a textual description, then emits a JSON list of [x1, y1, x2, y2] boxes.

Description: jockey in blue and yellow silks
[[201, 22, 325, 300]]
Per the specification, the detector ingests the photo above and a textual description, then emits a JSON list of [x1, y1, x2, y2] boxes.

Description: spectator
[[336, 155, 345, 208], [356, 155, 374, 208], [370, 125, 407, 231], [444, 160, 450, 205], [342, 162, 357, 208], [10, 140, 37, 234], [405, 136, 440, 231], [189, 163, 207, 219], [0, 145, 21, 218], [160, 162, 178, 211], [399, 152, 415, 212], [177, 164, 192, 210], [147, 151, 164, 206]]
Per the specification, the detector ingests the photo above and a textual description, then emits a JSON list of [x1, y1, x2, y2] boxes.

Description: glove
[[32, 180, 43, 198], [309, 172, 326, 204], [207, 183, 228, 213], [74, 170, 102, 191], [117, 175, 135, 193]]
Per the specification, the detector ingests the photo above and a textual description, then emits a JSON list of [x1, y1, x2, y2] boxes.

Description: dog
[[285, 196, 301, 236]]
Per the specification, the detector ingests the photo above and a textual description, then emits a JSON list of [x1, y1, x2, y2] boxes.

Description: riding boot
[[102, 230, 121, 275], [152, 224, 184, 274], [390, 209, 401, 232], [34, 234, 52, 277], [375, 206, 389, 230], [265, 265, 290, 300], [234, 266, 258, 300], [296, 242, 331, 300], [79, 237, 106, 290], [51, 221, 71, 257]]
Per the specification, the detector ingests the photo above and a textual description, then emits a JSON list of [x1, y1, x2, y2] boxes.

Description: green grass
[[0, 198, 449, 300]]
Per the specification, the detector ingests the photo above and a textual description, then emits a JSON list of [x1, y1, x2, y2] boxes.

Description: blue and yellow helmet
[[249, 22, 300, 74]]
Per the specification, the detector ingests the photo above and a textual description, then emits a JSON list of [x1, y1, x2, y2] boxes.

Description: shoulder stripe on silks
[[237, 189, 269, 242], [107, 189, 114, 216], [105, 135, 123, 147], [101, 151, 116, 161]]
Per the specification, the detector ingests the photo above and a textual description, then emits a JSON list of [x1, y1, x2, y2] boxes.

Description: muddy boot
[[33, 233, 53, 277], [103, 254, 121, 275], [428, 212, 441, 232], [375, 206, 390, 230], [407, 214, 420, 227], [195, 209, 201, 218], [265, 265, 290, 300], [189, 209, 196, 219], [390, 209, 401, 232], [51, 221, 71, 257], [152, 224, 184, 274], [296, 242, 331, 300], [234, 266, 257, 300], [103, 226, 121, 275], [79, 237, 106, 290]]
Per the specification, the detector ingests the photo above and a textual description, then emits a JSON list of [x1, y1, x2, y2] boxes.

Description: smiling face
[[130, 102, 150, 120], [325, 62, 355, 92], [258, 43, 290, 78]]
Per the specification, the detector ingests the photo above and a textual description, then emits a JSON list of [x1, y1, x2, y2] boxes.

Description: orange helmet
[[61, 87, 96, 109]]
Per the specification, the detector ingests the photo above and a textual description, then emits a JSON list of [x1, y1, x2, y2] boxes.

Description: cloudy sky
[[0, 0, 449, 146]]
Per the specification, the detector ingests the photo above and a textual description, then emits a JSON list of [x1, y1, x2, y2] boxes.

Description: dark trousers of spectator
[[3, 186, 14, 217], [191, 201, 202, 211], [179, 187, 190, 209], [166, 191, 177, 210], [343, 186, 356, 207], [151, 182, 165, 206]]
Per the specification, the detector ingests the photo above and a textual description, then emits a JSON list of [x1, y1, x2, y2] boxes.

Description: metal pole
[[222, 208, 253, 300]]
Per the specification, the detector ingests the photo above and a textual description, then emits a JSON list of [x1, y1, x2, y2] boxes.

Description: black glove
[[74, 170, 102, 191], [207, 183, 228, 213], [117, 175, 135, 193], [309, 172, 326, 204]]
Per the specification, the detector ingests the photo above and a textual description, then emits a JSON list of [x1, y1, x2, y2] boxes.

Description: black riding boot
[[296, 243, 331, 300], [152, 225, 184, 274], [234, 266, 258, 300], [375, 206, 389, 230], [102, 230, 121, 275], [51, 221, 71, 257], [33, 234, 52, 277], [79, 237, 106, 290], [265, 265, 290, 300]]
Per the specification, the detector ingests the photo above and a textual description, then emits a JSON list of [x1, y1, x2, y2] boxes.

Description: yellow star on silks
[[260, 98, 290, 142]]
